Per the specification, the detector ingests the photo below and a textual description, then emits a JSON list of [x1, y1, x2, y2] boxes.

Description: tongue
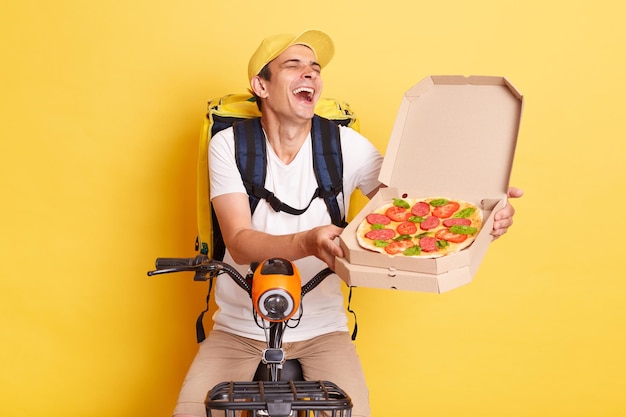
[[296, 91, 312, 102]]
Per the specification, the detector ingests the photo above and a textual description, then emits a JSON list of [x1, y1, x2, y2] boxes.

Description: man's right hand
[[304, 225, 345, 270]]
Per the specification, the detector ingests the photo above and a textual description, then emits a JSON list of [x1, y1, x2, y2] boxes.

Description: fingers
[[306, 225, 345, 269], [495, 186, 523, 222], [507, 186, 524, 199], [494, 200, 516, 221], [491, 188, 522, 239], [323, 241, 344, 270], [490, 216, 513, 239], [321, 229, 344, 270]]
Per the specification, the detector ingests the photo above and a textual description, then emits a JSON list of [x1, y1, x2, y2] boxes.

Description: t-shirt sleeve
[[208, 128, 247, 199], [339, 126, 383, 197]]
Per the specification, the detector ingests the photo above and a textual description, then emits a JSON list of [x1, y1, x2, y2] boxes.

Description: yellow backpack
[[196, 93, 360, 258]]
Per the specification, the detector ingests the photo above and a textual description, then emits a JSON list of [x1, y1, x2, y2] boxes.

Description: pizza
[[356, 197, 483, 258]]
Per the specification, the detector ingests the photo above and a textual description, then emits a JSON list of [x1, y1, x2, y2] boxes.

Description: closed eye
[[281, 59, 321, 73]]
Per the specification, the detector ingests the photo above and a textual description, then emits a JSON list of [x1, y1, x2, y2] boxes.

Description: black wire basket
[[205, 380, 352, 417]]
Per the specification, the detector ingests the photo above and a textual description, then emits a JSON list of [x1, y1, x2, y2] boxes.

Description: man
[[174, 30, 523, 417]]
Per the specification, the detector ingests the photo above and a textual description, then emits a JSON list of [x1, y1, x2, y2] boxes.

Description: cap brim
[[248, 30, 335, 82]]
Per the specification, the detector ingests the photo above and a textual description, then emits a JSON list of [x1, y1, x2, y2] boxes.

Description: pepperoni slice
[[365, 228, 395, 241], [384, 239, 415, 255], [435, 228, 468, 243], [432, 201, 461, 219], [411, 201, 430, 217], [419, 216, 440, 231], [366, 213, 391, 225], [442, 218, 472, 227], [396, 221, 417, 235], [419, 236, 438, 252], [385, 206, 408, 222]]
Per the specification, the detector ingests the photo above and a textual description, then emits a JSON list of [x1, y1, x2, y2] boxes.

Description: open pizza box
[[336, 75, 523, 293]]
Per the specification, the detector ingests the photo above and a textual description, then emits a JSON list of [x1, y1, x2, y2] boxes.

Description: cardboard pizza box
[[337, 75, 523, 293]]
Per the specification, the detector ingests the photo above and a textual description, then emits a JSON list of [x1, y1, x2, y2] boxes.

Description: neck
[[261, 114, 312, 164]]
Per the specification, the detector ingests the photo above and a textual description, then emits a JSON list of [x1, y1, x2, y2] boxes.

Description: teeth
[[292, 87, 314, 95]]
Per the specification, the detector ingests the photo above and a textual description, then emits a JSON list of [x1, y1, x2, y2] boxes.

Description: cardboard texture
[[337, 75, 523, 293]]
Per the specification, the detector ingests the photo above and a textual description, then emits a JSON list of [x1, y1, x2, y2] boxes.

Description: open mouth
[[292, 87, 315, 102]]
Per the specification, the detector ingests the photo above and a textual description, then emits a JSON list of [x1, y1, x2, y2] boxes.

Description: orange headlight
[[251, 258, 301, 322]]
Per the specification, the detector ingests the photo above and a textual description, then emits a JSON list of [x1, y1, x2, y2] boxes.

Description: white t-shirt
[[208, 124, 383, 342]]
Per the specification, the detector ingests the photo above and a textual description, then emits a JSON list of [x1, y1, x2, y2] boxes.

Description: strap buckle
[[266, 192, 283, 212]]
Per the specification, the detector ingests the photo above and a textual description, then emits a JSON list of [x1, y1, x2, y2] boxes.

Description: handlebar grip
[[155, 256, 206, 269]]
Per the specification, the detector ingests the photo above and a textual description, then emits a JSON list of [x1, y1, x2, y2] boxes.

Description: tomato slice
[[396, 221, 417, 235], [385, 206, 408, 222], [384, 239, 415, 255], [435, 228, 468, 243], [432, 201, 461, 219]]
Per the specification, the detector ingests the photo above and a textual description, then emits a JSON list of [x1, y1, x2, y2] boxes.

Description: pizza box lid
[[380, 75, 522, 199], [336, 75, 523, 293]]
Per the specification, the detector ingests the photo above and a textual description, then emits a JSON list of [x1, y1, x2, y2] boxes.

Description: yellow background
[[2, 0, 625, 416]]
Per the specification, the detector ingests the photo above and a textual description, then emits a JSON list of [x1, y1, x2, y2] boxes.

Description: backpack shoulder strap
[[311, 115, 347, 227], [232, 118, 267, 214], [233, 115, 346, 227], [231, 118, 317, 216]]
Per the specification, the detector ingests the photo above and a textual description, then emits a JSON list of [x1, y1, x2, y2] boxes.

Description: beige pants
[[173, 330, 370, 417]]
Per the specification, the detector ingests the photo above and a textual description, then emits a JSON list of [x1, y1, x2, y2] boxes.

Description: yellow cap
[[247, 30, 335, 82]]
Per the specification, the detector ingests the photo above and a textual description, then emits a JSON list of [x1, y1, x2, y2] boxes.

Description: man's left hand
[[491, 187, 524, 239]]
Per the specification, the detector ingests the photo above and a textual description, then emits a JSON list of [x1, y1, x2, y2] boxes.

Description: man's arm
[[212, 192, 344, 269]]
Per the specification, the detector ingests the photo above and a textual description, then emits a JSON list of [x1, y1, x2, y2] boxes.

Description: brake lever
[[147, 263, 222, 280], [147, 267, 195, 277], [193, 267, 222, 282]]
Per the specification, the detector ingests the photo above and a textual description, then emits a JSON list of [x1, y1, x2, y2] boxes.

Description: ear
[[250, 75, 269, 98]]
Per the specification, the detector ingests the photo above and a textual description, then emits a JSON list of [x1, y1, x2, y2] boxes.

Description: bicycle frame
[[148, 256, 352, 417]]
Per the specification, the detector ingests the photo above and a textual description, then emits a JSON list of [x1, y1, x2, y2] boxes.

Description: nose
[[302, 65, 319, 79]]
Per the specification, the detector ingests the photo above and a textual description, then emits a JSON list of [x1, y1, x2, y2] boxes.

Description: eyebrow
[[280, 58, 321, 69]]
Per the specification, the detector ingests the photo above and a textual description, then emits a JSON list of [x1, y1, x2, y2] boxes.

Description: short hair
[[253, 64, 272, 111]]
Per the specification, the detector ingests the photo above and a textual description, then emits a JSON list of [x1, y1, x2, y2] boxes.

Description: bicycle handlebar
[[148, 255, 252, 293], [147, 256, 334, 298]]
